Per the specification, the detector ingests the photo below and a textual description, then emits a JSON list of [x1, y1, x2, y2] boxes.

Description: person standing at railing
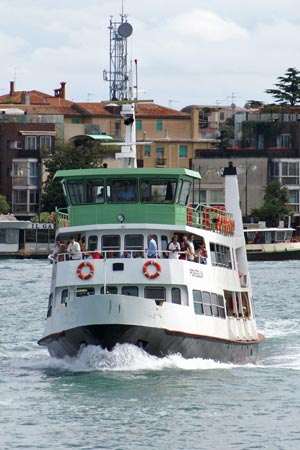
[[67, 237, 81, 260], [147, 234, 158, 258]]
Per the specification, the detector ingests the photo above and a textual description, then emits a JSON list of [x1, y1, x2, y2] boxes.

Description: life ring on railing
[[143, 260, 161, 279], [77, 261, 95, 280]]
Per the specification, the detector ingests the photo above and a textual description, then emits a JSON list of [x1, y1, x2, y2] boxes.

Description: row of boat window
[[61, 233, 232, 268], [46, 286, 240, 320], [65, 178, 191, 205]]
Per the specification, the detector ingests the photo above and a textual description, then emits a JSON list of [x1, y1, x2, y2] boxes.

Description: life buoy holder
[[143, 260, 161, 279], [77, 261, 95, 280]]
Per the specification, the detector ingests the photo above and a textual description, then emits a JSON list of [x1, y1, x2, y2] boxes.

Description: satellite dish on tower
[[118, 22, 133, 38]]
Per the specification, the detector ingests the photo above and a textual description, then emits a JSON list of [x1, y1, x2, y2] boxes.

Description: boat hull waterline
[[39, 324, 264, 364]]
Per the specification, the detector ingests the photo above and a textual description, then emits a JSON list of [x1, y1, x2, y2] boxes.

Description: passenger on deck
[[52, 238, 61, 260], [168, 235, 181, 259], [67, 237, 81, 260], [179, 235, 190, 260], [187, 234, 195, 262], [147, 234, 158, 258]]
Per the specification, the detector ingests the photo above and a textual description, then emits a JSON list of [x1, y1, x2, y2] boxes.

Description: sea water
[[0, 259, 300, 450]]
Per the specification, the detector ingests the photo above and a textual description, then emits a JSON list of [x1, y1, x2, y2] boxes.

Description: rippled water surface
[[1, 259, 300, 450]]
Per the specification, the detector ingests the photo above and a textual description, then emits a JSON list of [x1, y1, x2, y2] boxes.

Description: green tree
[[0, 194, 10, 214], [219, 117, 234, 150], [42, 142, 110, 213], [265, 67, 300, 106], [251, 181, 291, 226]]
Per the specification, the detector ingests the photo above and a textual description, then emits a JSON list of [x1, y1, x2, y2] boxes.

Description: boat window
[[193, 290, 204, 315], [102, 235, 120, 257], [171, 287, 181, 304], [0, 228, 18, 244], [140, 178, 177, 203], [61, 289, 69, 304], [161, 235, 168, 258], [25, 229, 37, 243], [144, 287, 166, 301], [275, 231, 285, 241], [210, 243, 232, 268], [124, 235, 144, 252], [66, 179, 105, 204], [101, 286, 118, 294], [76, 287, 95, 297], [107, 179, 137, 203], [47, 293, 53, 318], [122, 286, 138, 296], [218, 295, 226, 318], [177, 180, 191, 205], [67, 181, 85, 204], [37, 229, 49, 243], [202, 291, 212, 316], [88, 235, 98, 251]]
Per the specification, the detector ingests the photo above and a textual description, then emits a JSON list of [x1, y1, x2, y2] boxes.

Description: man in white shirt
[[187, 234, 195, 261], [67, 237, 81, 260], [168, 235, 180, 259]]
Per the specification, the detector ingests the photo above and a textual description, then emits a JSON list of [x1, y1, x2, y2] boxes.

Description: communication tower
[[104, 11, 133, 101]]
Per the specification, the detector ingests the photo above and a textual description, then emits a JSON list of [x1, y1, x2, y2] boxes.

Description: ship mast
[[103, 7, 137, 168]]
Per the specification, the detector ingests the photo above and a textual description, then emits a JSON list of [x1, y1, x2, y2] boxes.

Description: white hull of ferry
[[39, 238, 263, 364]]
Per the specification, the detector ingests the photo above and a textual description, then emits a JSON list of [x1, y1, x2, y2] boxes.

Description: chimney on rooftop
[[10, 81, 15, 96], [54, 81, 66, 99]]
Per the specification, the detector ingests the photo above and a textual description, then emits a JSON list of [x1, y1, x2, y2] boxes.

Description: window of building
[[277, 133, 291, 148], [156, 147, 164, 158], [136, 120, 142, 131], [220, 112, 225, 121], [71, 119, 80, 124], [209, 189, 225, 205], [144, 145, 151, 158], [40, 136, 52, 151], [281, 162, 299, 185], [179, 145, 188, 158], [25, 136, 37, 150], [156, 120, 163, 132], [122, 286, 138, 296], [8, 140, 22, 149]]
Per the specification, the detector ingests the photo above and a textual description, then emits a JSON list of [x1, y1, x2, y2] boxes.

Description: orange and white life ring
[[143, 260, 161, 279], [77, 261, 95, 280]]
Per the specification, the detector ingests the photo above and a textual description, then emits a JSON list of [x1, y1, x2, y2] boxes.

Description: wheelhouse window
[[140, 179, 176, 203], [107, 179, 137, 202], [177, 180, 191, 205], [66, 179, 104, 204]]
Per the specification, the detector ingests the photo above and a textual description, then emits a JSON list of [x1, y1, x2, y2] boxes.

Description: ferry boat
[[38, 161, 264, 363], [0, 214, 55, 258], [245, 226, 300, 261]]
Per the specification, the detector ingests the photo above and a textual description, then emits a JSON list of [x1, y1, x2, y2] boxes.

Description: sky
[[1, 0, 300, 110]]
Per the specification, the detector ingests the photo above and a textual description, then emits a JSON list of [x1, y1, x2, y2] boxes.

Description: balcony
[[156, 157, 167, 167]]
